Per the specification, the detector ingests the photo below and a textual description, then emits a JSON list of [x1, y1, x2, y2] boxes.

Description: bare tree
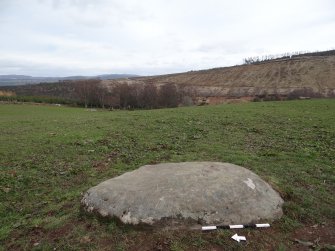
[[139, 84, 158, 109], [74, 79, 101, 108], [95, 83, 107, 108], [117, 83, 131, 108], [159, 83, 180, 108]]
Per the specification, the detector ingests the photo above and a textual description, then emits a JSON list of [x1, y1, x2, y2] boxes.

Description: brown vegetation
[[0, 90, 15, 96], [71, 80, 184, 109]]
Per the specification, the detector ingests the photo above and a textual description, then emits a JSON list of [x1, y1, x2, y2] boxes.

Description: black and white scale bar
[[202, 223, 270, 231]]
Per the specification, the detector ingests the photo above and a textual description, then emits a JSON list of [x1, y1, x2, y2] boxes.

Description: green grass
[[0, 100, 334, 250]]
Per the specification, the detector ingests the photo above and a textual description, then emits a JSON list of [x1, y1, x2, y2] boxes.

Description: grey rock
[[81, 162, 283, 228]]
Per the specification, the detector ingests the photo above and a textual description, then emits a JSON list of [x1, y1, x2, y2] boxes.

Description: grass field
[[1, 100, 334, 250]]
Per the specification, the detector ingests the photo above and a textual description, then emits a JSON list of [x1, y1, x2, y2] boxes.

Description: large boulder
[[81, 162, 283, 228]]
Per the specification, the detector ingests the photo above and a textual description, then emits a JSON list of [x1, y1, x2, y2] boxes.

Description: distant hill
[[0, 74, 139, 86]]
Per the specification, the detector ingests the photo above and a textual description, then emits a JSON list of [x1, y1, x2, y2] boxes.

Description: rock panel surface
[[81, 162, 283, 228]]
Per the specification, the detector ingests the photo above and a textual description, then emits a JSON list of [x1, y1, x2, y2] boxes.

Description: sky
[[0, 0, 334, 77]]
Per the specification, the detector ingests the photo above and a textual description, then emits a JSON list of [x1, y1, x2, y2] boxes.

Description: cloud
[[0, 0, 334, 76]]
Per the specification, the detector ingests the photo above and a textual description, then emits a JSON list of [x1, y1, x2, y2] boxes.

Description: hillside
[[103, 54, 335, 103], [1, 52, 335, 106]]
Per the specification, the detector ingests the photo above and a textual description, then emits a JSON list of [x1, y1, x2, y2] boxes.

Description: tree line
[[73, 79, 194, 109], [243, 49, 335, 65]]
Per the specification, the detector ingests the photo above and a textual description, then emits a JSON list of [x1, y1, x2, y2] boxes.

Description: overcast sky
[[0, 0, 334, 77]]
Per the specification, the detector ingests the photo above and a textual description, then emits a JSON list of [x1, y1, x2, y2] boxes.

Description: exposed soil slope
[[104, 55, 335, 99]]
